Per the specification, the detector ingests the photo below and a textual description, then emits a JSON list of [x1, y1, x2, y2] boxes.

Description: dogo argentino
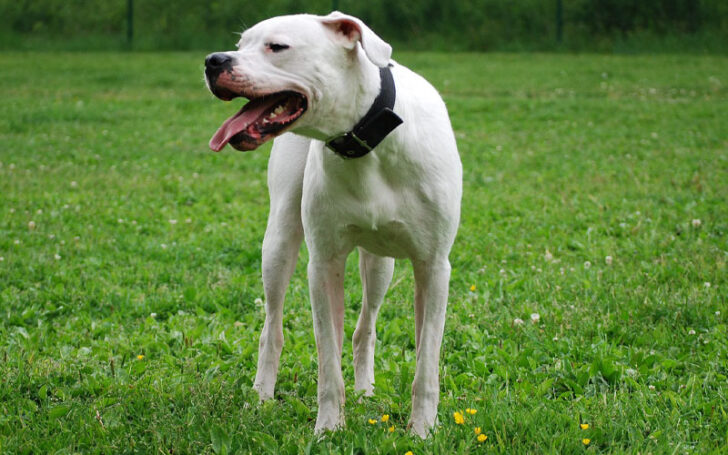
[[204, 11, 462, 438]]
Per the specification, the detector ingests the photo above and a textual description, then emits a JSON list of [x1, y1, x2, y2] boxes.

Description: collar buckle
[[325, 131, 373, 159]]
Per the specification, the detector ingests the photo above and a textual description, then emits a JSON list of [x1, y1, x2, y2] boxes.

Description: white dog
[[204, 12, 462, 438]]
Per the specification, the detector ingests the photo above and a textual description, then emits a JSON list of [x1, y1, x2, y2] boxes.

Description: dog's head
[[205, 12, 392, 152]]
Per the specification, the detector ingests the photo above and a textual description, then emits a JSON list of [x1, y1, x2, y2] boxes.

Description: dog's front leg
[[253, 215, 303, 400], [253, 135, 307, 401], [309, 254, 347, 433], [352, 248, 394, 396], [408, 258, 451, 438]]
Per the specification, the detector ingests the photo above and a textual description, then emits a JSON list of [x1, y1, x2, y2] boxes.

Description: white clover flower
[[254, 298, 264, 306], [169, 219, 178, 225], [513, 318, 524, 326], [160, 244, 167, 249], [0, 257, 4, 262], [544, 250, 553, 262], [117, 219, 124, 224], [584, 261, 591, 269], [704, 282, 711, 288], [28, 221, 36, 230], [688, 329, 696, 335], [70, 181, 78, 187], [530, 313, 540, 323], [692, 219, 701, 228], [54, 254, 61, 260], [185, 218, 192, 224], [605, 255, 613, 265], [648, 384, 656, 390]]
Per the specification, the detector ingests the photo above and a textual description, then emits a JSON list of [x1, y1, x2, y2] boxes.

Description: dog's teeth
[[273, 105, 285, 115]]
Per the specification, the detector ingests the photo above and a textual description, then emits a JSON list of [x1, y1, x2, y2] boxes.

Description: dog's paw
[[252, 382, 275, 401], [353, 383, 375, 399], [314, 409, 345, 434], [407, 415, 439, 439]]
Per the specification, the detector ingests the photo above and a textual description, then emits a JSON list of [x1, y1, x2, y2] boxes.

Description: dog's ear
[[320, 11, 392, 68]]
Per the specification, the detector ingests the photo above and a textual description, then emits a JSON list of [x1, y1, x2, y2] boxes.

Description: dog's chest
[[303, 155, 428, 258], [332, 187, 418, 259]]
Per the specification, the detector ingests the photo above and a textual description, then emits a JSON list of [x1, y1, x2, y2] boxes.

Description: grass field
[[0, 51, 727, 454]]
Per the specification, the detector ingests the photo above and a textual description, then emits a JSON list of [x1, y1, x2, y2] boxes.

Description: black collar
[[325, 65, 403, 159]]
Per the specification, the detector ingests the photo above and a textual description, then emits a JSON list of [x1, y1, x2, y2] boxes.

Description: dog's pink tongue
[[209, 100, 270, 152]]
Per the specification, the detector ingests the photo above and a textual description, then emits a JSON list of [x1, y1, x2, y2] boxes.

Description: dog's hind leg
[[352, 248, 394, 396], [253, 134, 308, 401]]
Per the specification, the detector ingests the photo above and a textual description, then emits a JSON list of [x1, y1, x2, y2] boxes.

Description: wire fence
[[1, 0, 727, 52]]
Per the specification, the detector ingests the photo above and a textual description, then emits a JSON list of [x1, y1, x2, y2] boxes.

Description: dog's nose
[[205, 53, 233, 72]]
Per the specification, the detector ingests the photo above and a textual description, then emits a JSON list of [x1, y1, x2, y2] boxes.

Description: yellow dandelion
[[453, 411, 465, 425], [474, 427, 482, 435], [465, 408, 477, 415], [405, 452, 413, 455], [580, 423, 589, 430], [582, 438, 591, 445], [470, 284, 476, 292], [381, 414, 390, 423], [136, 355, 144, 360], [388, 425, 395, 433], [368, 418, 377, 425], [477, 434, 488, 443]]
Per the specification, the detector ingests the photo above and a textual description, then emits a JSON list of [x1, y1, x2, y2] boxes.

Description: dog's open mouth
[[209, 91, 307, 152]]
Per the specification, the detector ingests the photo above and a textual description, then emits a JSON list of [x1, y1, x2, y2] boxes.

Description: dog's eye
[[267, 43, 290, 53]]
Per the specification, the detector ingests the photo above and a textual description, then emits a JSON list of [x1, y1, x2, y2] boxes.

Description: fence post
[[127, 0, 134, 48], [556, 0, 563, 44]]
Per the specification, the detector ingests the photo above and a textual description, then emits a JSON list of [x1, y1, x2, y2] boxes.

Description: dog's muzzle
[[204, 52, 308, 152]]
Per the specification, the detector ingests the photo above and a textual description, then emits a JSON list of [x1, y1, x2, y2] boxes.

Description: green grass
[[0, 51, 726, 454]]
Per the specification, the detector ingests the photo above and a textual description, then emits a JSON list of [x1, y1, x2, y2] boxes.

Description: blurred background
[[1, 0, 727, 53]]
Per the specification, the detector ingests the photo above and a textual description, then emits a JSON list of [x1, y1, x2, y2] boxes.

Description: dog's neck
[[295, 48, 382, 141], [325, 65, 402, 159]]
